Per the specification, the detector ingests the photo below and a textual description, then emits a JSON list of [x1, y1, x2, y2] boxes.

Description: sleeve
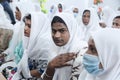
[[14, 41, 23, 64]]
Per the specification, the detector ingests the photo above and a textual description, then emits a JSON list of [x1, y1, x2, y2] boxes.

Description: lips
[[54, 40, 62, 43], [54, 38, 63, 43]]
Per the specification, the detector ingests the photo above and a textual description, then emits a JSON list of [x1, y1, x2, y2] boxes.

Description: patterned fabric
[[28, 58, 48, 74], [0, 28, 13, 52]]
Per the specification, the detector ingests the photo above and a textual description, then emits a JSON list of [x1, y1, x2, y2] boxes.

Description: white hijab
[[80, 8, 101, 42], [102, 6, 116, 27], [0, 4, 13, 29], [14, 1, 36, 21], [51, 13, 87, 80], [12, 12, 51, 79], [91, 28, 120, 80], [48, 4, 57, 21]]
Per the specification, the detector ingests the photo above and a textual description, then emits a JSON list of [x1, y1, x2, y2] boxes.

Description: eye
[[59, 29, 65, 33], [116, 23, 119, 26], [52, 29, 56, 34]]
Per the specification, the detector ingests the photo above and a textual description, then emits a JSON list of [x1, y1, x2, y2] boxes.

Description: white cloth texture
[[0, 4, 13, 29]]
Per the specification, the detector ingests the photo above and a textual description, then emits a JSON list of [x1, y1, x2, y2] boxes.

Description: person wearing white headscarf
[[0, 4, 13, 29], [101, 6, 116, 28], [2, 2, 36, 63], [48, 4, 57, 21], [80, 7, 101, 42], [57, 3, 65, 13], [43, 12, 88, 80], [112, 15, 120, 28], [65, 6, 81, 26], [11, 12, 51, 80], [83, 28, 120, 80]]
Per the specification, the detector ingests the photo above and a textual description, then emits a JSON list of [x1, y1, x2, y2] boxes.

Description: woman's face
[[15, 7, 21, 21], [24, 18, 31, 37], [86, 38, 103, 68], [86, 38, 98, 56], [82, 11, 90, 25], [52, 22, 70, 46]]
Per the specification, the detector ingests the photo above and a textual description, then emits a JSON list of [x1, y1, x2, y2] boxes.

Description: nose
[[112, 24, 117, 28], [24, 25, 28, 32], [54, 31, 61, 38]]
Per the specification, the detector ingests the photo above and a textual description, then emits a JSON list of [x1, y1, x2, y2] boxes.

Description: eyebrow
[[52, 28, 68, 30]]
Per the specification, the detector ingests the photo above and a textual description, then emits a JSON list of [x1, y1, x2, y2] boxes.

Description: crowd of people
[[0, 0, 120, 80]]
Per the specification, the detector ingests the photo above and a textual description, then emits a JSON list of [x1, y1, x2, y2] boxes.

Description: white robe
[[50, 12, 88, 80]]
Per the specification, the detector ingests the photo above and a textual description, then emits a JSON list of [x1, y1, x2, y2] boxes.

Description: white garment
[[80, 8, 101, 42], [12, 12, 51, 79], [91, 28, 120, 80], [0, 4, 13, 29], [101, 6, 116, 28], [3, 2, 36, 61], [14, 1, 36, 20], [64, 6, 81, 27], [47, 5, 57, 21], [50, 13, 88, 80]]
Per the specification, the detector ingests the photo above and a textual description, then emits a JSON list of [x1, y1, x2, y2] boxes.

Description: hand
[[48, 53, 77, 69], [0, 53, 7, 58]]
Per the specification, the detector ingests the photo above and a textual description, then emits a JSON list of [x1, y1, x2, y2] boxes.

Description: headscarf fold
[[91, 28, 120, 80]]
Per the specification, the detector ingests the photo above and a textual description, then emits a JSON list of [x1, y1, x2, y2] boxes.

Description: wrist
[[47, 62, 55, 70]]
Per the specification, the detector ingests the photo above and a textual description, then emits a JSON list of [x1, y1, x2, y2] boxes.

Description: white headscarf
[[64, 6, 82, 26], [12, 12, 51, 79], [102, 6, 116, 27], [14, 1, 36, 21], [51, 12, 87, 80], [3, 2, 36, 61], [80, 8, 101, 42], [91, 28, 120, 80], [0, 4, 13, 29], [48, 4, 57, 21]]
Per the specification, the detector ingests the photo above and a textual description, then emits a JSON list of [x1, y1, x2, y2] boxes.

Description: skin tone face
[[82, 11, 90, 25], [73, 8, 78, 13], [112, 18, 120, 28], [52, 22, 70, 47], [15, 7, 21, 21], [24, 18, 31, 37], [58, 4, 62, 12], [86, 38, 103, 69]]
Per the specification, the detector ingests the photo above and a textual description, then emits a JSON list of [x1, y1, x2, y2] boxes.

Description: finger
[[56, 63, 72, 68]]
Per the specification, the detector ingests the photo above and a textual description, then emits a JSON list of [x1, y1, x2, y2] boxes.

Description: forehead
[[73, 8, 78, 11], [113, 18, 120, 23], [52, 22, 67, 29], [25, 18, 31, 24], [83, 11, 90, 15], [88, 38, 95, 46]]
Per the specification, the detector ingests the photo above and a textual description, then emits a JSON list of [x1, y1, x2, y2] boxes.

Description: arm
[[43, 53, 77, 80], [30, 69, 41, 78]]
